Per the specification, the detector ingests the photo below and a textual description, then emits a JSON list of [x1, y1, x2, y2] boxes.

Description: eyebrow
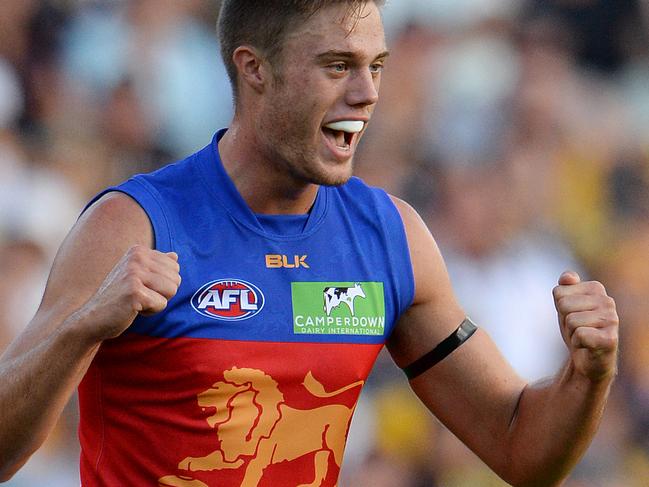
[[315, 50, 390, 62]]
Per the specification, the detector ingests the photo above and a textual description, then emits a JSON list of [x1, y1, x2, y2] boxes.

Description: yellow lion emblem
[[158, 367, 364, 487]]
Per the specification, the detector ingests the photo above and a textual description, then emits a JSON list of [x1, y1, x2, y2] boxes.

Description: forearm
[[0, 311, 100, 480], [502, 362, 614, 486]]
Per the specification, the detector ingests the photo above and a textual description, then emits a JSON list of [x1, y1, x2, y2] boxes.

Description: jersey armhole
[[375, 192, 416, 325], [388, 196, 416, 317]]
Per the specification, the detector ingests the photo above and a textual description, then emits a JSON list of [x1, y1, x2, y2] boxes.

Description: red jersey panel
[[79, 334, 383, 486]]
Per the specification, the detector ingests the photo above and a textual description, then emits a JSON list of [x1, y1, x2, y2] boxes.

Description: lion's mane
[[203, 367, 284, 462]]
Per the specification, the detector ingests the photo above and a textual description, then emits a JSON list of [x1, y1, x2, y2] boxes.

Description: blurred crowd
[[1, 0, 649, 485]]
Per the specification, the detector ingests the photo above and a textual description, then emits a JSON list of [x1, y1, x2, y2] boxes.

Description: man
[[0, 1, 619, 486]]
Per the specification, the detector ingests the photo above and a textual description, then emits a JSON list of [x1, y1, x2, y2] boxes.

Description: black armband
[[402, 317, 478, 380]]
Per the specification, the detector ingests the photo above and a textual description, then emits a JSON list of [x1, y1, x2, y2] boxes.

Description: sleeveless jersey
[[78, 130, 415, 487]]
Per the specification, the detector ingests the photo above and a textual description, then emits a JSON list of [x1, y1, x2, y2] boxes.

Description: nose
[[345, 68, 379, 108]]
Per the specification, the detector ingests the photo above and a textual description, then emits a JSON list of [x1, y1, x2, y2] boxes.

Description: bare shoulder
[[388, 196, 434, 300], [45, 191, 153, 308], [388, 194, 427, 238], [7, 192, 153, 355], [388, 194, 457, 307], [72, 191, 153, 256], [84, 190, 149, 225], [386, 194, 466, 365]]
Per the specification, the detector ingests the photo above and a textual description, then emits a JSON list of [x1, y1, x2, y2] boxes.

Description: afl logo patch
[[191, 279, 265, 321]]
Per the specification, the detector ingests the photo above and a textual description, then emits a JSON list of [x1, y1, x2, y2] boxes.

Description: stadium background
[[1, 0, 649, 485]]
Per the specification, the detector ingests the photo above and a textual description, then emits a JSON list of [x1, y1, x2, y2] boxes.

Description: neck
[[218, 121, 319, 215]]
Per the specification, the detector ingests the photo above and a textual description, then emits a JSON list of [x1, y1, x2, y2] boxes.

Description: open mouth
[[322, 120, 365, 151]]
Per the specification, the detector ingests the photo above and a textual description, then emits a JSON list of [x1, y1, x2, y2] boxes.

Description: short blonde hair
[[217, 0, 385, 100]]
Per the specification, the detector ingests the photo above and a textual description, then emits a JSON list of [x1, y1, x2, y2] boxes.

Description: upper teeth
[[324, 121, 364, 133]]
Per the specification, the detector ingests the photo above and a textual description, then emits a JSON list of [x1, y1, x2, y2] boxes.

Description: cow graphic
[[323, 283, 366, 316]]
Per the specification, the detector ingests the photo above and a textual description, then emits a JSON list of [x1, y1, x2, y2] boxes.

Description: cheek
[[286, 99, 324, 141], [265, 83, 329, 146]]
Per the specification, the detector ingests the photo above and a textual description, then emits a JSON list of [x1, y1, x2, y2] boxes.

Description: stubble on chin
[[267, 134, 355, 187], [313, 163, 354, 187], [290, 146, 356, 187]]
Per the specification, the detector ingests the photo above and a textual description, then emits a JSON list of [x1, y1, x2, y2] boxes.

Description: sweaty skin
[[0, 2, 618, 485]]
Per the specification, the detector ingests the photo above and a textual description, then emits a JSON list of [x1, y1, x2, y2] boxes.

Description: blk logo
[[191, 279, 265, 321], [265, 254, 309, 269]]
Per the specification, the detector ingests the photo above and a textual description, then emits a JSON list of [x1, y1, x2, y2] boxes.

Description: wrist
[[60, 306, 107, 350], [563, 360, 616, 392]]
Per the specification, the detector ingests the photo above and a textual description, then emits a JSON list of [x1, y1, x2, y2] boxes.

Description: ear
[[232, 46, 270, 94]]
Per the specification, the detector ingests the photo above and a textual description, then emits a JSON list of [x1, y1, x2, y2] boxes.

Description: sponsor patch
[[191, 279, 265, 321], [292, 282, 385, 336]]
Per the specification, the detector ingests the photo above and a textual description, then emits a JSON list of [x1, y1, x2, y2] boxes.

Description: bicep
[[386, 196, 526, 465], [2, 192, 152, 360]]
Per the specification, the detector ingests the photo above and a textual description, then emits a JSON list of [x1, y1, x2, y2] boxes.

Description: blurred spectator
[[428, 161, 573, 381], [62, 0, 233, 159]]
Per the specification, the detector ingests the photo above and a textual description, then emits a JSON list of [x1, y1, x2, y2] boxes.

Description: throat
[[243, 178, 319, 215]]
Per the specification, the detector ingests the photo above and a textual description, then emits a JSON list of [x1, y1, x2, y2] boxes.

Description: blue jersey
[[78, 129, 415, 487]]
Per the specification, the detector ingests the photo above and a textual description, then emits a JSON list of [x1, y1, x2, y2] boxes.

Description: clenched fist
[[82, 245, 181, 342], [553, 271, 619, 382]]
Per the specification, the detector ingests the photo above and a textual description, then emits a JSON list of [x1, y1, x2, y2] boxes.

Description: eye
[[369, 63, 384, 75], [329, 62, 348, 74]]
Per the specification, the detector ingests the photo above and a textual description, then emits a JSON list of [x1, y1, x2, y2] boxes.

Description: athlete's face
[[256, 2, 388, 186]]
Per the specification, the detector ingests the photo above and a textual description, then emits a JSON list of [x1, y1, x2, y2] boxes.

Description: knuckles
[[553, 280, 609, 300], [603, 295, 617, 310], [570, 326, 619, 352], [125, 244, 148, 263], [123, 273, 144, 293], [173, 273, 182, 288], [599, 331, 619, 350], [554, 284, 618, 317], [107, 245, 181, 312], [601, 305, 619, 323], [129, 286, 149, 310], [583, 280, 606, 295], [564, 313, 580, 331], [563, 309, 619, 332], [570, 326, 590, 344], [125, 246, 150, 269]]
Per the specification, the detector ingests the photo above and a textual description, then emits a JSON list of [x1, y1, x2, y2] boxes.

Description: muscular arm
[[0, 193, 180, 481], [387, 197, 618, 486]]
